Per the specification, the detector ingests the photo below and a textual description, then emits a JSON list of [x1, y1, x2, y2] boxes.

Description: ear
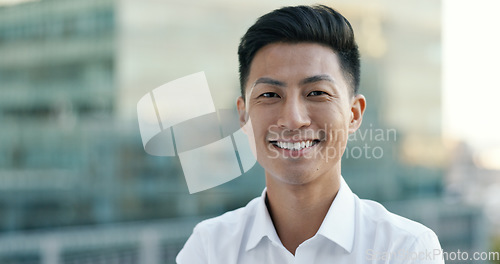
[[348, 94, 366, 134], [236, 96, 247, 128]]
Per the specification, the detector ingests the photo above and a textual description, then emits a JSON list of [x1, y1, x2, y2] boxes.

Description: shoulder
[[176, 196, 260, 264], [356, 196, 441, 249], [195, 195, 259, 235], [188, 195, 261, 246], [357, 197, 433, 236], [357, 197, 444, 263]]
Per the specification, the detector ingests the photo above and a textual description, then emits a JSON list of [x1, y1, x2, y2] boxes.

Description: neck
[[265, 167, 341, 255]]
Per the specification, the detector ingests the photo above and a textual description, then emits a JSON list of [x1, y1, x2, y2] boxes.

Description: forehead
[[246, 42, 347, 90]]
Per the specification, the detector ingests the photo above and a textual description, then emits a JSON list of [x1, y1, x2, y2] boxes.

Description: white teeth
[[274, 140, 316, 150]]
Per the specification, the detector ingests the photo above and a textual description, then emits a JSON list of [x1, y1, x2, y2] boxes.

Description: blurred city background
[[0, 0, 499, 263]]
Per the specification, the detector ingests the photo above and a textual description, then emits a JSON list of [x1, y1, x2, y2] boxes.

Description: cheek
[[311, 102, 346, 121], [248, 113, 271, 141], [242, 119, 258, 158], [315, 109, 350, 142]]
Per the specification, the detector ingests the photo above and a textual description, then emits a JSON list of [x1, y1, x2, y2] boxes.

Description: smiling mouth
[[269, 140, 320, 151]]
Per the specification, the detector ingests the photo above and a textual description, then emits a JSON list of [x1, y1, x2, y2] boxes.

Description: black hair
[[238, 5, 360, 98]]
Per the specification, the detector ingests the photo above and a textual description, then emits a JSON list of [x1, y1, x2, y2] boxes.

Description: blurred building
[[0, 1, 266, 262], [0, 0, 118, 230], [0, 0, 491, 263], [0, 0, 264, 231]]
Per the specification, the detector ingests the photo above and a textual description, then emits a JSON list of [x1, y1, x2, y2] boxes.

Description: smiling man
[[177, 5, 443, 264]]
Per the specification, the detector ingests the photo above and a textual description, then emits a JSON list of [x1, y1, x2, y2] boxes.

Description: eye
[[308, 91, 328, 96], [259, 92, 280, 98]]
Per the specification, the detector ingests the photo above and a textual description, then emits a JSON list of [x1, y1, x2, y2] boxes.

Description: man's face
[[237, 43, 365, 185]]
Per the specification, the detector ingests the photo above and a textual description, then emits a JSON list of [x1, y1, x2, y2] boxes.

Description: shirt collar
[[245, 188, 282, 251], [316, 177, 355, 253], [245, 177, 356, 253]]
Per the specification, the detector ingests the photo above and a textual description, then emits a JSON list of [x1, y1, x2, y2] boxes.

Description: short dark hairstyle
[[238, 5, 360, 99]]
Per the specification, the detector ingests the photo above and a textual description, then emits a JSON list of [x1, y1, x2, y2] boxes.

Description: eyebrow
[[299, 74, 335, 85], [253, 77, 286, 87], [252, 74, 335, 88]]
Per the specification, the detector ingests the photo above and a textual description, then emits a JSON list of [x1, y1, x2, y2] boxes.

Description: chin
[[265, 165, 321, 186]]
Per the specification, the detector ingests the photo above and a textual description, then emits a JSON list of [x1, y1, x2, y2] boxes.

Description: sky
[[443, 0, 500, 168]]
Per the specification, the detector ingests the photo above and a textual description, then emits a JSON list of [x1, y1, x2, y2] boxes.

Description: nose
[[277, 96, 311, 130]]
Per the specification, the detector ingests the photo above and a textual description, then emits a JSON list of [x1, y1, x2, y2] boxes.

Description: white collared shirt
[[176, 177, 444, 264]]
